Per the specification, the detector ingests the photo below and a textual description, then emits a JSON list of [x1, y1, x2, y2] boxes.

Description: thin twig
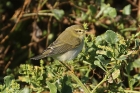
[[60, 61, 73, 71], [137, 0, 140, 18], [3, 57, 13, 74], [46, 1, 59, 46], [68, 71, 91, 93], [21, 36, 47, 49], [22, 12, 54, 17], [58, 1, 87, 12], [127, 0, 138, 7], [70, 2, 87, 12], [0, 24, 12, 31]]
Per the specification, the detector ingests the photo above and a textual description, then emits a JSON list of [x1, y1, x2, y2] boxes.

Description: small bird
[[31, 25, 86, 62]]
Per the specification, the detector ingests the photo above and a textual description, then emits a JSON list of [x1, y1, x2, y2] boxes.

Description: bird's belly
[[55, 43, 84, 62]]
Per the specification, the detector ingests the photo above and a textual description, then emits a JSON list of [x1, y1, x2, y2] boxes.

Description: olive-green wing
[[31, 37, 81, 60], [42, 37, 81, 56]]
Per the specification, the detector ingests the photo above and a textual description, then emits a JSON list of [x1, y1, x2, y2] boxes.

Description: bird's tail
[[30, 54, 46, 60]]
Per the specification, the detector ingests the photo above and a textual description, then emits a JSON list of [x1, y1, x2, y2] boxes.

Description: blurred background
[[0, 0, 140, 86]]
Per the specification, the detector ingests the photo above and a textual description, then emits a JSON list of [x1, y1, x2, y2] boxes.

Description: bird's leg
[[60, 61, 74, 72]]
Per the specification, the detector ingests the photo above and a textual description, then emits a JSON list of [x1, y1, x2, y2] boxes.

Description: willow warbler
[[31, 25, 85, 62]]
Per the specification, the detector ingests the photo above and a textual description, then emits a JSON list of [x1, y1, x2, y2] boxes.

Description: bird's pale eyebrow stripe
[[76, 28, 84, 30], [75, 29, 84, 32]]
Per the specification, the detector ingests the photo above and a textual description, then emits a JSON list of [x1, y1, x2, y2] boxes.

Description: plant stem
[[68, 71, 91, 93], [124, 90, 140, 93], [91, 75, 107, 93]]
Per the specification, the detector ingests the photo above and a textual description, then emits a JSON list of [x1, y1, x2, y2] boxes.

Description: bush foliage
[[0, 0, 140, 93]]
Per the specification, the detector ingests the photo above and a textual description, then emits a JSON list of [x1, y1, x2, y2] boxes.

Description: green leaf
[[108, 8, 117, 18], [117, 55, 128, 61], [134, 32, 140, 37], [83, 60, 92, 65], [87, 5, 96, 15], [106, 51, 113, 58], [104, 30, 118, 44], [61, 76, 72, 93], [122, 4, 131, 15], [132, 39, 140, 49], [52, 9, 64, 20], [4, 75, 14, 87], [46, 81, 57, 93], [81, 12, 88, 20], [88, 47, 94, 52], [20, 87, 31, 93], [107, 69, 120, 83], [98, 3, 117, 18], [112, 69, 120, 79], [132, 58, 140, 68], [129, 78, 136, 87], [103, 7, 117, 18], [94, 60, 106, 71], [83, 23, 88, 30], [96, 3, 109, 18], [95, 55, 110, 65], [134, 74, 140, 80], [95, 35, 104, 45], [120, 27, 137, 32]]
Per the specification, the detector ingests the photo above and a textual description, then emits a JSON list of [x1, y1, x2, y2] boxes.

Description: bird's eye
[[75, 29, 82, 32]]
